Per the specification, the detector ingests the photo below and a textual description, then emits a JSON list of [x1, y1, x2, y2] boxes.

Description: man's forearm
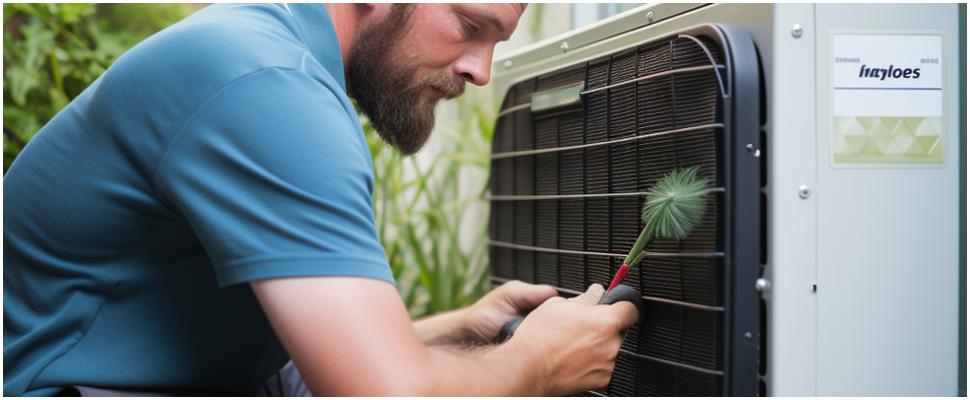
[[418, 338, 546, 396], [411, 311, 548, 395], [413, 308, 477, 346]]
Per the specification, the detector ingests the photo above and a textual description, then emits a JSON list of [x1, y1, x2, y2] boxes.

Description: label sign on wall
[[831, 34, 944, 164]]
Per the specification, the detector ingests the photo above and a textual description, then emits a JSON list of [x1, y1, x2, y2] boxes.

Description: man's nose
[[453, 45, 494, 87]]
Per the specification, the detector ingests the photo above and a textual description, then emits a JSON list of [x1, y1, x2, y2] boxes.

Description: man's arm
[[251, 277, 637, 396]]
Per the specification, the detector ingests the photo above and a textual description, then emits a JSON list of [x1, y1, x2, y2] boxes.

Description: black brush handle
[[495, 315, 525, 342], [598, 284, 645, 315], [494, 284, 644, 343]]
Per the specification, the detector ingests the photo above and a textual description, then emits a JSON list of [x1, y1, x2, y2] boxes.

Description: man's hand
[[463, 280, 557, 342], [507, 283, 639, 394]]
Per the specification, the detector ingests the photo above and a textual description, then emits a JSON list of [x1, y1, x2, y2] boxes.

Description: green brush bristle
[[641, 166, 710, 240], [622, 167, 710, 266]]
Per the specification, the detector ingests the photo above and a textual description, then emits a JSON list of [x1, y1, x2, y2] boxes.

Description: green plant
[[3, 3, 192, 172], [362, 89, 496, 318]]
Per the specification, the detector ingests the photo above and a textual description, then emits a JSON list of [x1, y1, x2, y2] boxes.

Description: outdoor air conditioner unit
[[487, 4, 965, 396]]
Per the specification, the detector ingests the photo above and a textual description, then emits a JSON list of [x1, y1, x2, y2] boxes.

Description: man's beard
[[346, 5, 465, 155]]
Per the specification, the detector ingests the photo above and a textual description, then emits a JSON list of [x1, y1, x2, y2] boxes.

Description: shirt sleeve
[[154, 67, 393, 287]]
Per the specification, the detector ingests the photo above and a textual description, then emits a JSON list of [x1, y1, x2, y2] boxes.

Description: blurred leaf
[[57, 4, 96, 25]]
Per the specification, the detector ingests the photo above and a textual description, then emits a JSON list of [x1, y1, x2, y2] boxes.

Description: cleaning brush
[[495, 167, 711, 342], [607, 166, 710, 290]]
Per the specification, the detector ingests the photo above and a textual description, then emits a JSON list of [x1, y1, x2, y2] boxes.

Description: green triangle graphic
[[883, 117, 903, 132], [857, 117, 878, 133], [844, 135, 868, 154], [901, 117, 923, 133], [859, 140, 882, 156], [869, 118, 892, 137], [871, 135, 894, 153], [914, 136, 939, 154], [889, 118, 908, 136]]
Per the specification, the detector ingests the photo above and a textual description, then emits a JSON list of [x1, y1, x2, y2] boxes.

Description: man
[[3, 3, 638, 396]]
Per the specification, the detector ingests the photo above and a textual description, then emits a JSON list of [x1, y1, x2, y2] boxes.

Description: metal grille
[[489, 26, 760, 396]]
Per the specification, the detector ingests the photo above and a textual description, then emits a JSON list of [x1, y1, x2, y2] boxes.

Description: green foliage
[[362, 91, 496, 318], [3, 3, 192, 172]]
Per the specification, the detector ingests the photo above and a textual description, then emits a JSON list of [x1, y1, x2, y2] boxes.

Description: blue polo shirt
[[3, 4, 393, 396]]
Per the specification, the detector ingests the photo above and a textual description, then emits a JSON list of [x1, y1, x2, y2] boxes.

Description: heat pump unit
[[487, 4, 965, 396]]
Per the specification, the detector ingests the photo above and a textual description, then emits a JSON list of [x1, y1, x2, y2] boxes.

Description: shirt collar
[[287, 3, 347, 91]]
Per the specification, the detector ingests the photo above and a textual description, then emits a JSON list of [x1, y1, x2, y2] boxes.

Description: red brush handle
[[607, 263, 630, 291]]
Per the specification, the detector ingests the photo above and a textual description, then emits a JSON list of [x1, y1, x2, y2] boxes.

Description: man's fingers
[[605, 301, 639, 331], [500, 281, 557, 312], [571, 283, 605, 305]]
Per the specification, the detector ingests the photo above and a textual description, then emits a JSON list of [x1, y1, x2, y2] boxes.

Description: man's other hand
[[464, 280, 557, 342]]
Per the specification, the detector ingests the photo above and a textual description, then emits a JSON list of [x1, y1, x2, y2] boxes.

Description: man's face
[[347, 4, 523, 155]]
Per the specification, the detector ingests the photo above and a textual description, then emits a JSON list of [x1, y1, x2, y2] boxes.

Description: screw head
[[646, 11, 655, 23], [755, 278, 770, 292], [560, 41, 569, 52], [503, 59, 513, 69], [745, 144, 761, 158], [791, 24, 803, 38], [744, 332, 753, 341], [798, 185, 811, 199]]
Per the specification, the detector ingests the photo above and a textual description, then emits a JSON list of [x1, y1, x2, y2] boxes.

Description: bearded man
[[3, 4, 637, 396]]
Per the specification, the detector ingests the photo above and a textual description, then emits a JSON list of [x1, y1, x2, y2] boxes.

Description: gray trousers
[[65, 360, 311, 396]]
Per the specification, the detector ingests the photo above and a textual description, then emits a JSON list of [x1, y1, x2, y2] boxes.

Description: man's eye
[[461, 18, 481, 36]]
